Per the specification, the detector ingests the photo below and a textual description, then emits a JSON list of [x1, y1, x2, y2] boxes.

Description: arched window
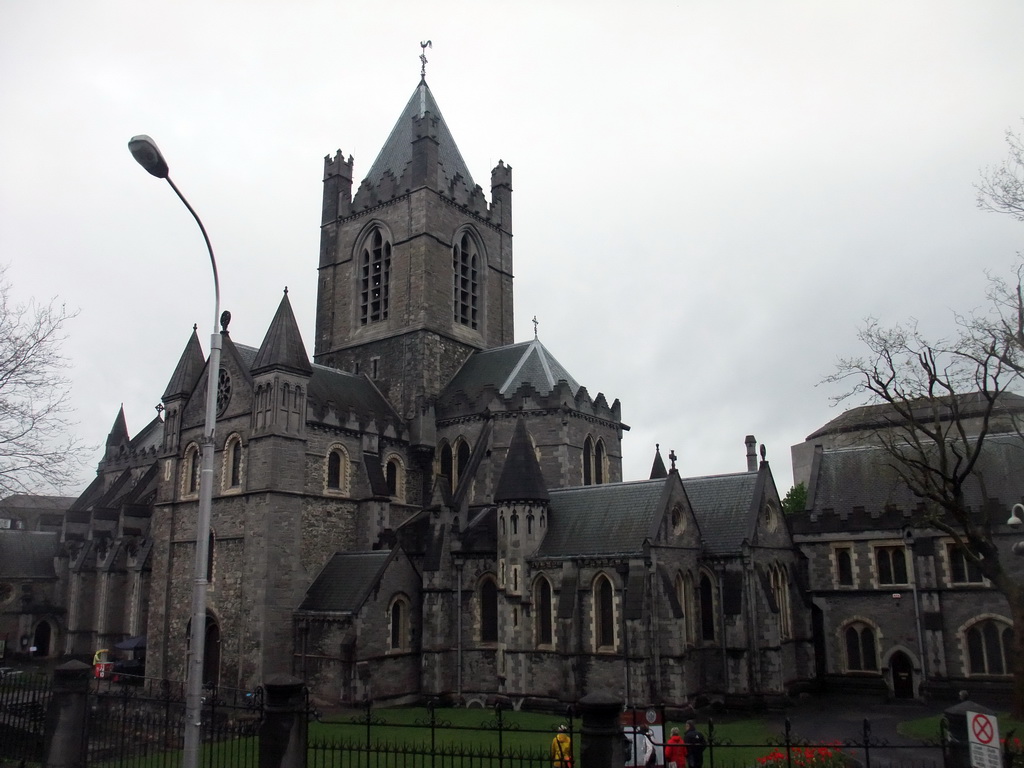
[[452, 231, 479, 329], [835, 547, 854, 586], [360, 226, 391, 325], [769, 564, 792, 639], [965, 618, 1013, 676], [183, 444, 201, 496], [326, 445, 349, 493], [222, 435, 243, 491], [389, 595, 410, 652], [699, 572, 716, 642], [594, 574, 616, 650], [675, 571, 697, 645], [386, 456, 404, 501], [439, 441, 454, 488], [456, 440, 471, 486], [479, 576, 498, 643], [536, 576, 554, 647], [582, 436, 606, 486], [844, 621, 878, 671], [583, 437, 593, 485]]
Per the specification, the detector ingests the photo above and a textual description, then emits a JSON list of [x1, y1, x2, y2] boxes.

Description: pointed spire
[[106, 405, 129, 448], [162, 327, 206, 401], [252, 290, 312, 375], [649, 444, 668, 480], [494, 418, 549, 503], [361, 80, 475, 193]]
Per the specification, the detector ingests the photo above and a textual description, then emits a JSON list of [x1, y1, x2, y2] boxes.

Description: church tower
[[314, 76, 513, 421]]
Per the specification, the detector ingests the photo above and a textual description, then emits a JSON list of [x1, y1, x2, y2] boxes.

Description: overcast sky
[[2, 0, 1023, 496]]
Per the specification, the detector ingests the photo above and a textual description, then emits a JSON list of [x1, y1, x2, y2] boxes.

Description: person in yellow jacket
[[551, 724, 573, 768]]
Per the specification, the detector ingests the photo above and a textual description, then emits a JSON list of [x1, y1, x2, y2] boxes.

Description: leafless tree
[[828, 315, 1024, 715], [0, 267, 86, 496], [977, 123, 1024, 223]]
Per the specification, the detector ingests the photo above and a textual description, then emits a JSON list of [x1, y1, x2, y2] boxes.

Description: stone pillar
[[943, 698, 998, 768], [259, 674, 307, 768], [42, 659, 91, 768], [579, 690, 626, 768]]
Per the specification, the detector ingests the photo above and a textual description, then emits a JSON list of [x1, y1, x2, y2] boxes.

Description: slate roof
[[0, 495, 77, 512], [0, 530, 59, 578], [251, 292, 312, 375], [494, 419, 549, 502], [804, 433, 1024, 522], [806, 392, 1024, 441], [162, 329, 205, 401], [442, 339, 580, 402], [682, 471, 760, 556], [232, 343, 400, 429], [298, 551, 392, 613], [362, 79, 476, 193], [538, 479, 666, 558]]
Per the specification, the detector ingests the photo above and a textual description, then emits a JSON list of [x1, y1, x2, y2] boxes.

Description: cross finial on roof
[[420, 40, 432, 79], [668, 450, 677, 470], [155, 403, 165, 415], [532, 315, 539, 338]]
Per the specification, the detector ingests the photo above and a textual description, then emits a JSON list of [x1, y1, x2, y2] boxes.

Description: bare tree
[[977, 123, 1024, 223], [827, 314, 1024, 715], [0, 267, 86, 496]]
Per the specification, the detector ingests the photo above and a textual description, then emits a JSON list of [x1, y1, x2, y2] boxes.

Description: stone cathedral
[[7, 70, 1024, 710], [10, 72, 807, 708]]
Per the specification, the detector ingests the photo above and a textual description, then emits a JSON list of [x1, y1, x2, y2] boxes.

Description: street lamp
[[129, 135, 221, 768]]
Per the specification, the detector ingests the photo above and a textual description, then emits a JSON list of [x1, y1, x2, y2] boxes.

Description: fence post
[[578, 689, 626, 768], [259, 674, 307, 768], [42, 659, 91, 768]]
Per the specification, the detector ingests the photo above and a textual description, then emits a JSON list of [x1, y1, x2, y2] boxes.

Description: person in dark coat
[[682, 721, 706, 768]]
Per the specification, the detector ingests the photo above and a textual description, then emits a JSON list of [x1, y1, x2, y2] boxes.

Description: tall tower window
[[452, 232, 479, 329], [360, 227, 391, 325]]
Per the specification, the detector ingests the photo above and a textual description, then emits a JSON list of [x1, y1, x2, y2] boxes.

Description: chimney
[[745, 435, 757, 472]]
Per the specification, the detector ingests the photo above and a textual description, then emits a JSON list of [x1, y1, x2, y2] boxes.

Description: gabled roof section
[[494, 418, 549, 503], [363, 79, 475, 194], [0, 530, 59, 578], [298, 550, 392, 613], [443, 339, 580, 402], [252, 291, 312, 376], [682, 471, 760, 556], [162, 328, 206, 401], [538, 479, 666, 558]]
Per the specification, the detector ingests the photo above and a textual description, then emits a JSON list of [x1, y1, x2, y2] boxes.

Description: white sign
[[968, 711, 1001, 768]]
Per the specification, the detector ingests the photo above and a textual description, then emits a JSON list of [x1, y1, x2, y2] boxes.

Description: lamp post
[[129, 135, 221, 768]]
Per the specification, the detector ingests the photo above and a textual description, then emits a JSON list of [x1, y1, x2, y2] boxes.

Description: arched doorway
[[203, 619, 221, 687], [33, 620, 52, 657], [890, 651, 914, 699]]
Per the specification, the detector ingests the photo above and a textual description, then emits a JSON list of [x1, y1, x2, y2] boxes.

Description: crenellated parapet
[[322, 150, 353, 223], [437, 378, 622, 426]]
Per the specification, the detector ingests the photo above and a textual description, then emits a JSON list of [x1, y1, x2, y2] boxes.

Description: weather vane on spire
[[420, 40, 432, 79]]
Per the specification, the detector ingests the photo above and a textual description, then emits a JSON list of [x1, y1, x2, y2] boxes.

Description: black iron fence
[[0, 670, 48, 764], [308, 699, 573, 768], [6, 665, 1024, 768]]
